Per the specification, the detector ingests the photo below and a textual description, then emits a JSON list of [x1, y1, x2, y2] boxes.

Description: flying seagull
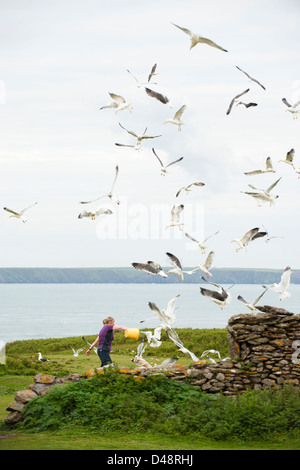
[[226, 89, 250, 115], [194, 251, 215, 278], [78, 207, 113, 220], [176, 182, 205, 197], [127, 63, 158, 88], [270, 266, 292, 301], [145, 87, 170, 105], [236, 66, 266, 90], [200, 349, 222, 363], [71, 347, 84, 357], [131, 261, 168, 278], [140, 326, 163, 348], [164, 105, 186, 131], [171, 22, 228, 52], [152, 148, 183, 176], [166, 252, 184, 282], [200, 277, 233, 309], [146, 302, 173, 330], [158, 357, 180, 368], [184, 230, 220, 254], [278, 148, 296, 170], [3, 202, 37, 223], [166, 327, 199, 362], [241, 177, 282, 206], [82, 336, 97, 354], [236, 101, 258, 109], [165, 204, 184, 230], [141, 294, 180, 327], [80, 165, 120, 206], [231, 227, 267, 252], [282, 97, 300, 119], [38, 352, 50, 362], [244, 157, 276, 176], [100, 92, 132, 113], [237, 285, 269, 312], [116, 122, 162, 151], [132, 340, 152, 368]]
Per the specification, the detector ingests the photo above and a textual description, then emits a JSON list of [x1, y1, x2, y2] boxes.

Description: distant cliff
[[0, 267, 299, 284]]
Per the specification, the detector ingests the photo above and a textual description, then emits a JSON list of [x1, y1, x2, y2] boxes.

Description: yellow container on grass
[[125, 328, 140, 341]]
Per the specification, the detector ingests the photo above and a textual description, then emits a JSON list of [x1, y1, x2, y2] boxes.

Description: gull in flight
[[131, 261, 168, 278], [231, 227, 267, 252], [237, 285, 269, 312], [166, 327, 199, 362], [80, 165, 120, 206], [165, 204, 184, 230], [194, 251, 215, 278], [71, 347, 84, 357], [282, 97, 300, 119], [116, 122, 162, 151], [132, 340, 152, 368], [244, 157, 276, 176], [226, 88, 250, 115], [270, 266, 292, 301], [164, 105, 186, 131], [140, 326, 163, 348], [166, 252, 184, 282], [176, 182, 205, 197], [200, 349, 222, 363], [145, 87, 170, 105], [278, 148, 296, 170], [152, 148, 183, 176], [184, 230, 220, 254], [236, 101, 258, 109], [3, 202, 37, 223], [38, 352, 50, 362], [241, 177, 282, 207], [158, 357, 179, 368], [82, 336, 97, 354], [78, 207, 113, 220], [141, 295, 180, 328], [127, 63, 158, 88], [171, 22, 228, 52], [236, 66, 266, 90], [100, 92, 132, 113], [200, 277, 233, 309]]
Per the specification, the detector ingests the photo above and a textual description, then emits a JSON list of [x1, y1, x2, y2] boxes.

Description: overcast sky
[[0, 0, 299, 270]]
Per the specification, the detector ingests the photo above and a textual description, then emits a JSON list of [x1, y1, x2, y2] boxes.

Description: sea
[[0, 283, 299, 343]]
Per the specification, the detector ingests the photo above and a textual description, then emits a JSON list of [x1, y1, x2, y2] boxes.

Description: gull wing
[[148, 63, 157, 82], [286, 148, 295, 163], [266, 157, 274, 170], [118, 122, 138, 138], [152, 148, 164, 167], [204, 251, 215, 270], [171, 23, 192, 37], [237, 295, 248, 305], [282, 97, 292, 108], [110, 165, 119, 192], [166, 252, 182, 270], [252, 286, 269, 306], [279, 267, 291, 291], [226, 88, 249, 115], [236, 66, 266, 90], [240, 227, 259, 244], [266, 177, 282, 194], [19, 202, 38, 215], [3, 207, 20, 216], [109, 93, 126, 104], [145, 87, 169, 104], [165, 156, 184, 168], [184, 232, 200, 244], [173, 104, 186, 120]]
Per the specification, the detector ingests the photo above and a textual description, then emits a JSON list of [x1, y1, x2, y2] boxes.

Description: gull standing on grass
[[80, 165, 121, 206], [237, 285, 269, 312], [184, 230, 220, 254], [131, 261, 168, 278], [100, 92, 132, 113], [38, 352, 50, 362], [116, 122, 162, 151], [241, 177, 282, 206], [164, 105, 186, 131], [244, 157, 276, 176], [270, 266, 292, 301], [165, 204, 184, 230], [282, 98, 300, 119], [3, 202, 37, 223], [166, 252, 184, 282], [152, 148, 183, 176], [171, 23, 228, 52], [231, 227, 267, 252]]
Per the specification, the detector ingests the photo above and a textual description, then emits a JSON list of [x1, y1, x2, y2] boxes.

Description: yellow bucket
[[125, 328, 140, 341]]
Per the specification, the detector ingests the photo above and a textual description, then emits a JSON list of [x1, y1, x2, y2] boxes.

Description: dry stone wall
[[4, 307, 300, 424]]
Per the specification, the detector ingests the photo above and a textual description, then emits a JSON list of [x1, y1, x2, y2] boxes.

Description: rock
[[34, 373, 56, 384], [14, 390, 37, 404], [6, 402, 24, 412], [5, 412, 23, 425]]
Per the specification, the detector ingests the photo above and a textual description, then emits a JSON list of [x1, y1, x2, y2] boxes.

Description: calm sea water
[[0, 283, 299, 343]]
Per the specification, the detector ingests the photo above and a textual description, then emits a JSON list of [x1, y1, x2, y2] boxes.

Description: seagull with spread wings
[[166, 327, 199, 362], [166, 252, 184, 282], [200, 278, 233, 309], [237, 285, 269, 312], [3, 202, 37, 223], [176, 182, 205, 197], [231, 227, 267, 252], [140, 326, 163, 348], [165, 204, 184, 230], [152, 148, 183, 176], [241, 177, 282, 206], [194, 251, 215, 278], [116, 122, 162, 150], [164, 105, 186, 131], [278, 148, 296, 170], [131, 261, 168, 278], [127, 63, 158, 88], [171, 22, 228, 52], [80, 165, 120, 206], [236, 65, 266, 90], [270, 266, 292, 301], [282, 97, 300, 119], [226, 89, 250, 115], [145, 87, 170, 105], [244, 157, 276, 176], [184, 230, 220, 254], [78, 207, 113, 220], [100, 92, 132, 113]]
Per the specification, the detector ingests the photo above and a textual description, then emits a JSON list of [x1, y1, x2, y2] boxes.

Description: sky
[[0, 0, 299, 270]]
